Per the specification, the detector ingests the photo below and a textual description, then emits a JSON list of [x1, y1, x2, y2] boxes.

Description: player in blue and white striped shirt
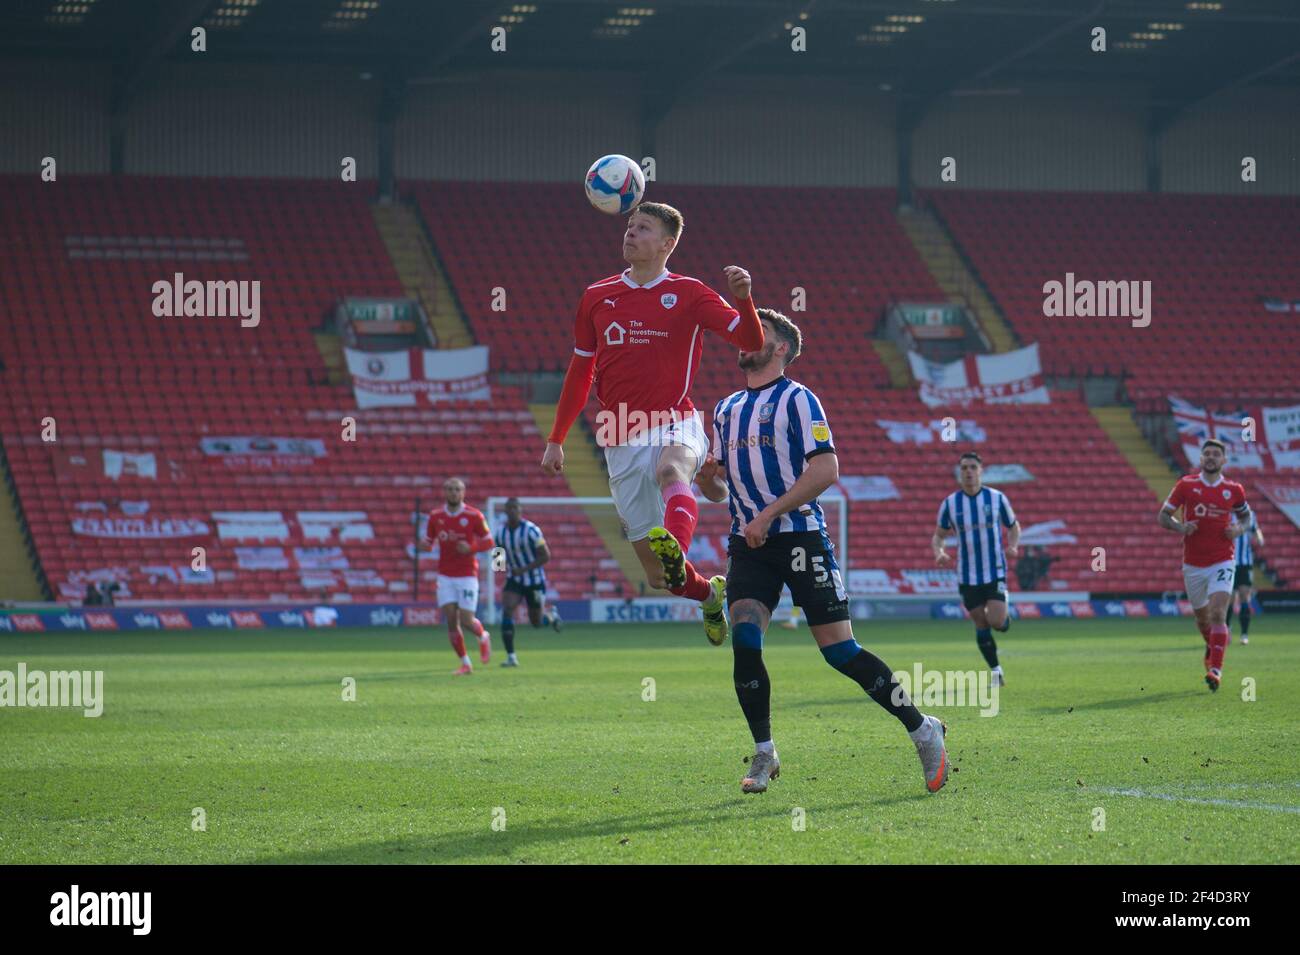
[[696, 307, 950, 795], [1228, 511, 1264, 645], [493, 499, 560, 667], [932, 452, 1021, 686]]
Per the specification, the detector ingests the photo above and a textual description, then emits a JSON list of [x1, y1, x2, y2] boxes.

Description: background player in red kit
[[1158, 439, 1253, 692], [540, 202, 765, 645], [423, 476, 495, 675]]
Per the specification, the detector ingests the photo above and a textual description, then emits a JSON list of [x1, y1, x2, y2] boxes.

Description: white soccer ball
[[584, 154, 646, 215]]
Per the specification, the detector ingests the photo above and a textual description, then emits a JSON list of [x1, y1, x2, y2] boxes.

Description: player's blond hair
[[630, 202, 684, 239], [757, 308, 802, 366]]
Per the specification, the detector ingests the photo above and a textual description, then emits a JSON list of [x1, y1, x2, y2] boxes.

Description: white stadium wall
[[1160, 88, 1300, 195], [0, 60, 112, 175], [396, 72, 895, 187], [124, 63, 378, 178], [653, 77, 896, 187], [911, 90, 1149, 193], [0, 59, 1297, 196], [396, 71, 641, 182]]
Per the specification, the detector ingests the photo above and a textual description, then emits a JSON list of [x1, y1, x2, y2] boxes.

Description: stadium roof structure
[[6, 0, 1299, 121]]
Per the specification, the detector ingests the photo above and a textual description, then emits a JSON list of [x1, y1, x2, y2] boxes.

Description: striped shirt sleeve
[[998, 492, 1017, 527], [711, 401, 725, 463], [790, 388, 834, 460], [937, 497, 952, 530]]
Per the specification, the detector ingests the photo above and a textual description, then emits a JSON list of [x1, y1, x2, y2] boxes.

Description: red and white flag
[[1170, 397, 1300, 470], [907, 344, 1049, 408], [345, 346, 490, 408], [1256, 482, 1300, 532]]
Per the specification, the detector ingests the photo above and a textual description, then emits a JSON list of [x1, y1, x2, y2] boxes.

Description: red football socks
[[670, 560, 713, 602], [1208, 624, 1229, 672], [662, 481, 698, 553], [467, 617, 485, 638], [448, 626, 467, 659]]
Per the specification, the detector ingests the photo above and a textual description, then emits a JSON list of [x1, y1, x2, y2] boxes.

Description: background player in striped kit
[[696, 308, 950, 795], [494, 498, 561, 668], [1227, 507, 1264, 645], [932, 452, 1021, 687]]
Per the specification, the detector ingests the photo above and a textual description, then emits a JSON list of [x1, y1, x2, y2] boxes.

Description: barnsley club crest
[[660, 293, 678, 309]]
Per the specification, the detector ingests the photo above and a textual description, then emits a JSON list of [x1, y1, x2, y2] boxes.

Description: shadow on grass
[[251, 798, 876, 864], [1030, 689, 1203, 714], [239, 670, 438, 690]]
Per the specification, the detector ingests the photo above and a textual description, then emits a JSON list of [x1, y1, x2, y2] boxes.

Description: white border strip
[[1095, 786, 1300, 815]]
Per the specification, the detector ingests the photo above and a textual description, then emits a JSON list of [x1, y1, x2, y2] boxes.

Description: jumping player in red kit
[[423, 476, 495, 675], [1158, 439, 1253, 692], [540, 202, 765, 646]]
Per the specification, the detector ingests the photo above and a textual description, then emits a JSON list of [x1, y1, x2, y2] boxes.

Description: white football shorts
[[1182, 560, 1235, 610], [436, 574, 480, 612], [604, 411, 708, 542]]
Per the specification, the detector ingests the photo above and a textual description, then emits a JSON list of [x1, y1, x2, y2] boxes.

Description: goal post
[[483, 493, 848, 624]]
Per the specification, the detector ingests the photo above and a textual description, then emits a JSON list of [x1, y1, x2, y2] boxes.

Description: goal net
[[482, 493, 847, 624]]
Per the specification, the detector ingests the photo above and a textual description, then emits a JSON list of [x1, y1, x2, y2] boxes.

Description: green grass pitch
[[2, 617, 1296, 864]]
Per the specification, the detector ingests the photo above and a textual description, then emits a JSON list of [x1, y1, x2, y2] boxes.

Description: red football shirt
[[424, 505, 492, 577], [1162, 473, 1251, 568], [573, 269, 743, 421]]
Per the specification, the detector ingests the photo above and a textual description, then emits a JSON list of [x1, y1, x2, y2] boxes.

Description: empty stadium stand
[[0, 175, 623, 603], [2, 176, 1296, 603], [926, 189, 1300, 587], [407, 181, 946, 391], [416, 181, 1294, 595], [925, 190, 1300, 410]]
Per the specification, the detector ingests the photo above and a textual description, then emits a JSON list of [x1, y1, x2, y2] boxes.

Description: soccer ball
[[584, 154, 645, 215]]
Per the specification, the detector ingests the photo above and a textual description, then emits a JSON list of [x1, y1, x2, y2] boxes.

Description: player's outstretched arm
[[541, 353, 596, 473], [1157, 507, 1196, 535], [698, 267, 764, 351], [524, 542, 552, 572], [744, 452, 837, 548], [694, 454, 728, 503], [722, 268, 764, 351], [1006, 520, 1022, 557], [932, 527, 951, 566]]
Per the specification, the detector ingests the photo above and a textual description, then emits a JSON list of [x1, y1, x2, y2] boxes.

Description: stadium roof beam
[[890, 0, 1106, 137], [108, 0, 215, 174], [638, 0, 825, 155], [1152, 49, 1300, 132], [112, 0, 216, 106], [411, 2, 514, 79], [952, 0, 1108, 93]]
